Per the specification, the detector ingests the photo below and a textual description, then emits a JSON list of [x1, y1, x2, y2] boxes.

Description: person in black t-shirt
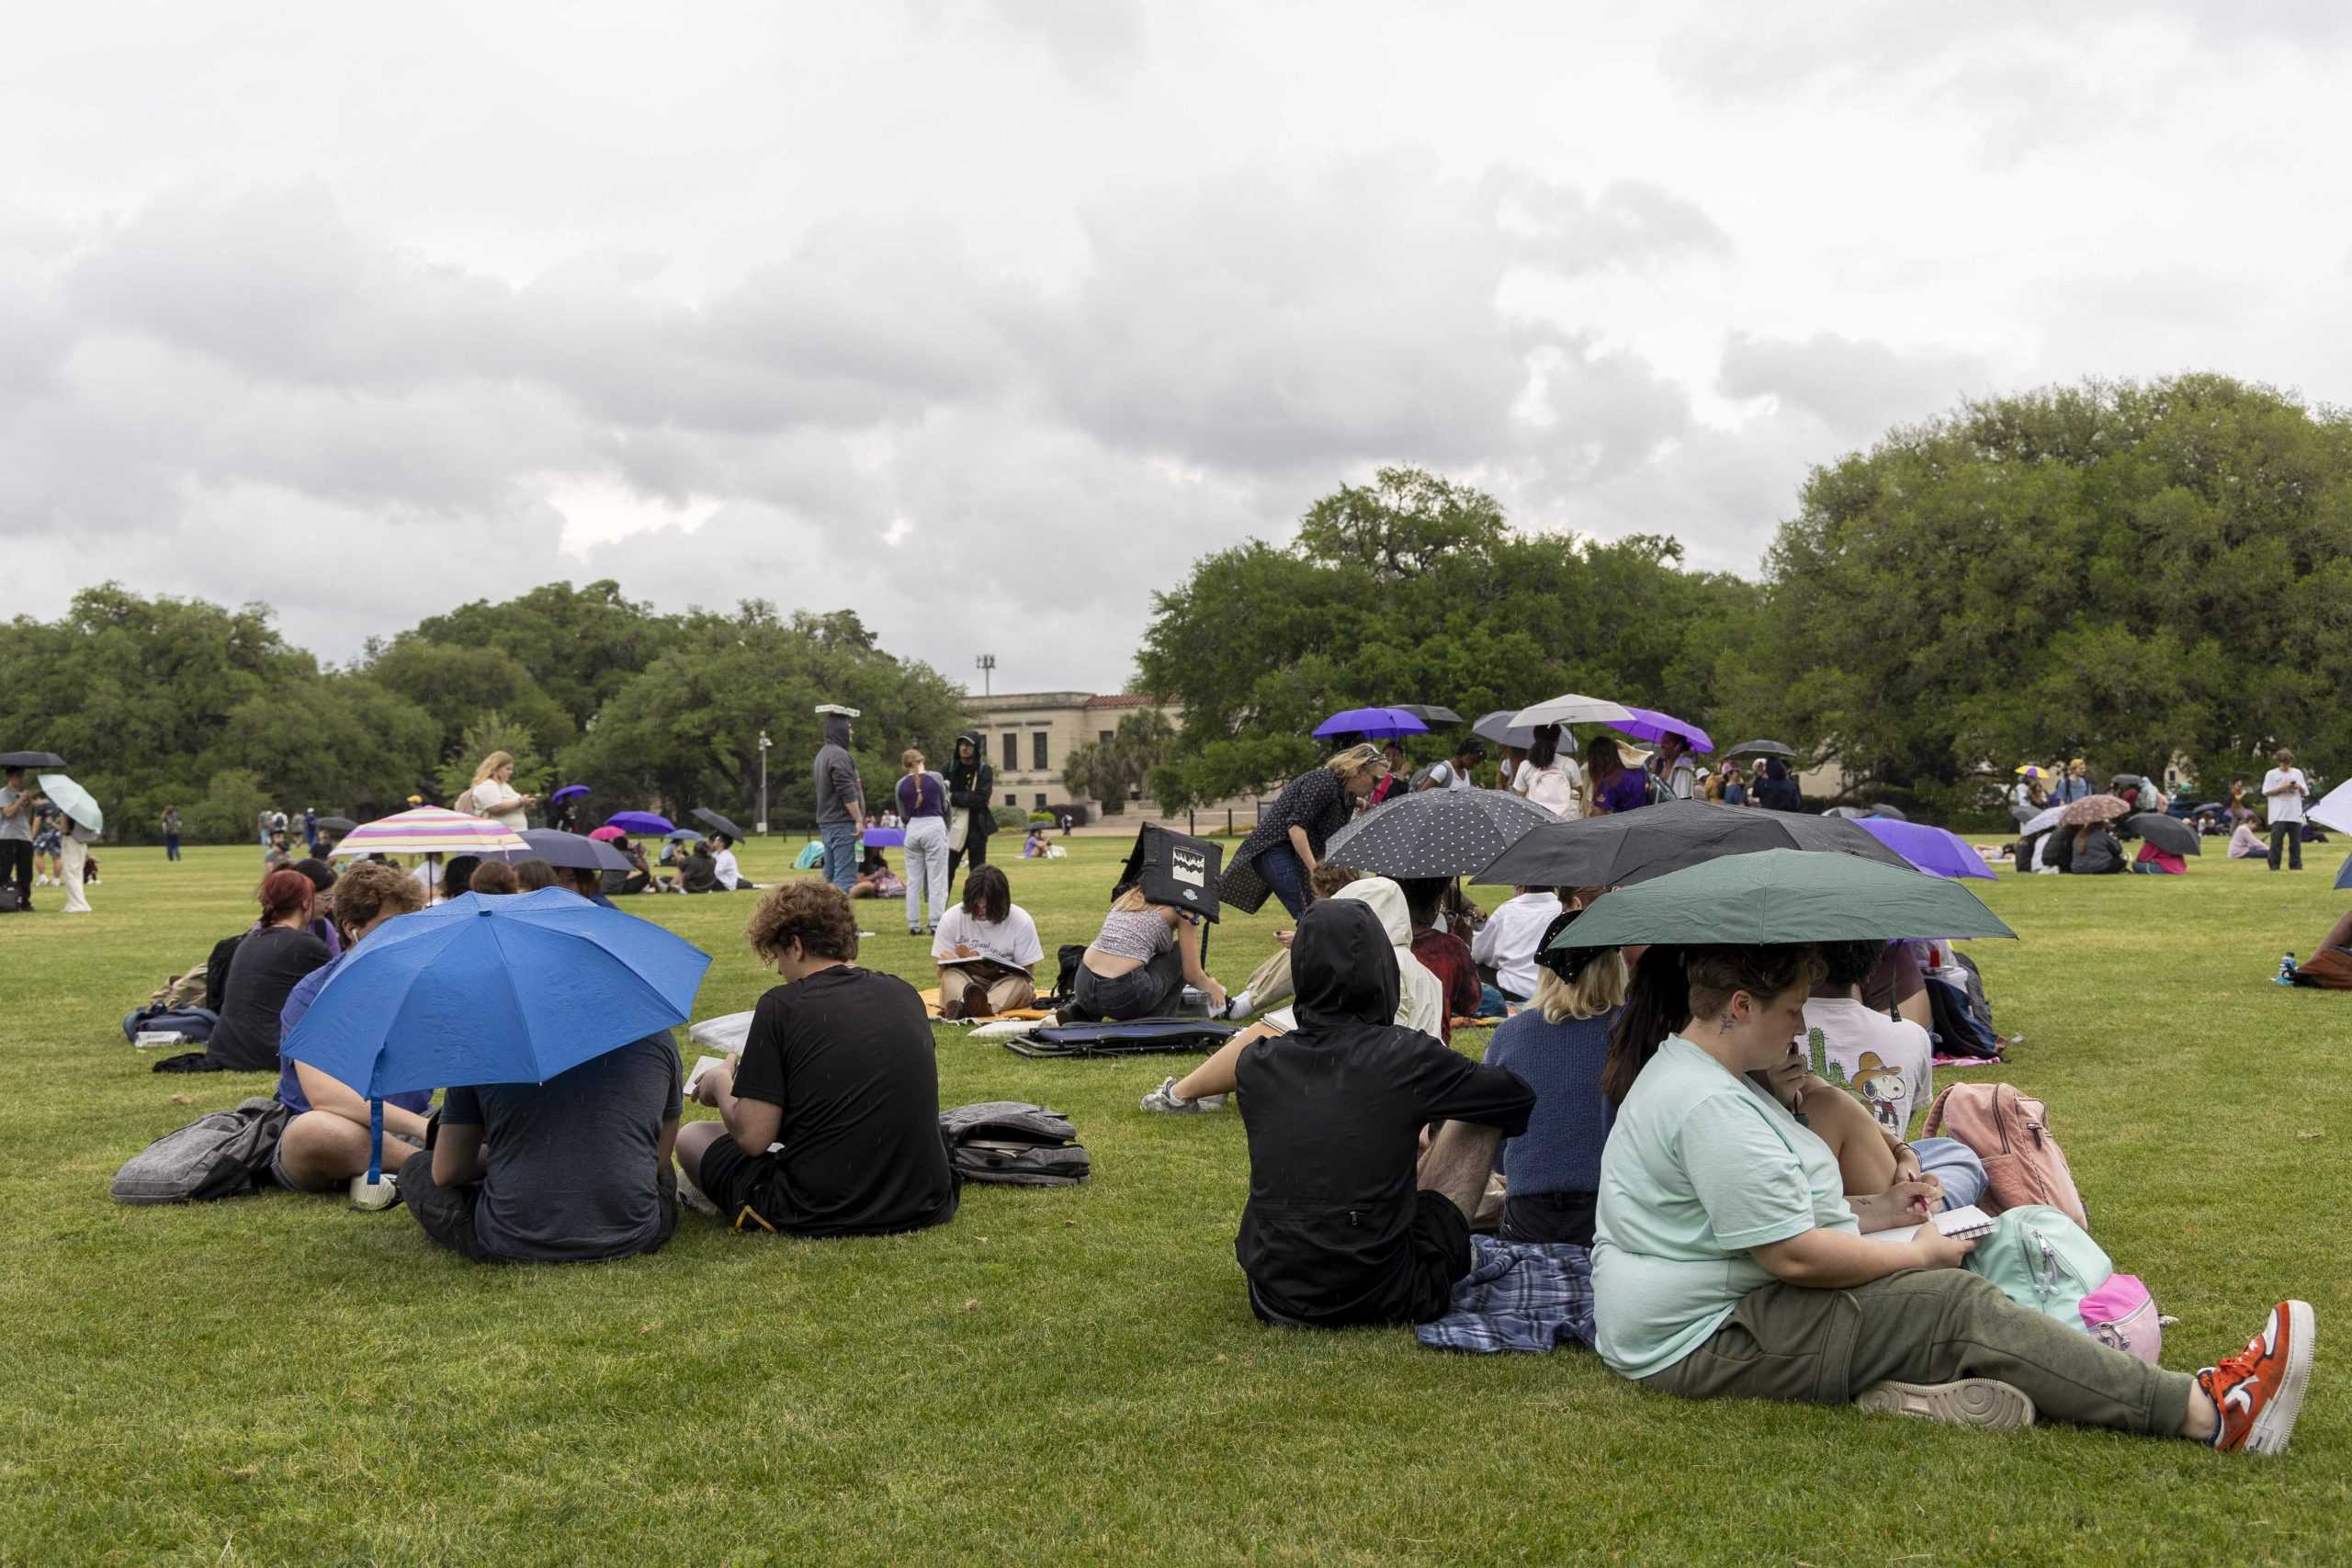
[[202, 869, 334, 1071], [676, 882, 958, 1237]]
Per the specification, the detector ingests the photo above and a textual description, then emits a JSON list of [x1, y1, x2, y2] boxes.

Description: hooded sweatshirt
[[813, 712, 862, 825], [1329, 876, 1448, 1042], [1233, 900, 1536, 1327], [946, 729, 994, 841]]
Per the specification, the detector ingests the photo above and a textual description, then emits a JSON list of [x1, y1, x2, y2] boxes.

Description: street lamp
[[757, 729, 772, 835], [975, 653, 996, 696]]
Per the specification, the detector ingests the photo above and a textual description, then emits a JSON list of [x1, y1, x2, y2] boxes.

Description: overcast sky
[[6, 2, 2351, 692]]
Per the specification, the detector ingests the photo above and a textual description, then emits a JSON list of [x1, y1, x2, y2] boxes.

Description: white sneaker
[[1856, 1378, 2034, 1430], [347, 1173, 401, 1211], [1140, 1077, 1227, 1114]]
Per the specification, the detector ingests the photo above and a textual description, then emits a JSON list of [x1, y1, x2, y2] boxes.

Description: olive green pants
[[1643, 1268, 2196, 1436]]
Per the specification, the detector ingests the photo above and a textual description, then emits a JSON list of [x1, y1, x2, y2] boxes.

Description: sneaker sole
[[2246, 1300, 2316, 1456], [1856, 1379, 2035, 1430]]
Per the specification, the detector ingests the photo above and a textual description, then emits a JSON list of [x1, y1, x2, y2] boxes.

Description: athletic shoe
[[1855, 1379, 2035, 1431], [1139, 1077, 1227, 1114], [347, 1173, 401, 1212], [2198, 1300, 2314, 1455]]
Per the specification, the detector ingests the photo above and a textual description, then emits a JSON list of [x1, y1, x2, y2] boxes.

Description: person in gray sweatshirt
[[812, 705, 865, 891]]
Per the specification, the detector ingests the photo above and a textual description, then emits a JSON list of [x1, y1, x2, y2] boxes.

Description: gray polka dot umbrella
[[1319, 787, 1560, 879]]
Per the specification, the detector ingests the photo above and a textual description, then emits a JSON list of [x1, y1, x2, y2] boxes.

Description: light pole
[[975, 653, 996, 696], [756, 729, 772, 835]]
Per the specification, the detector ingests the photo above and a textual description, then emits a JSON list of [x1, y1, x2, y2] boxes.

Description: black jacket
[[946, 730, 994, 841], [1234, 900, 1535, 1326]]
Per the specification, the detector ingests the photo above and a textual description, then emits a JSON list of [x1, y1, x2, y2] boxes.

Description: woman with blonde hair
[[1066, 883, 1226, 1022], [1219, 741, 1389, 919], [465, 750, 535, 830], [896, 748, 950, 936], [1481, 897, 1629, 1246]]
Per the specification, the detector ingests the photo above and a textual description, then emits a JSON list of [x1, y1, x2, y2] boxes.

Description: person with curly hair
[[676, 882, 958, 1236]]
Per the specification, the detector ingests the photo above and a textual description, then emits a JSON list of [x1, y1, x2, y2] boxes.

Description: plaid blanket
[[1414, 1235, 1596, 1354]]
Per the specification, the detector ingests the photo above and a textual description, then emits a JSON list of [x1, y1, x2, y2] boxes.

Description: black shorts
[[693, 1136, 802, 1233], [1248, 1190, 1474, 1329]]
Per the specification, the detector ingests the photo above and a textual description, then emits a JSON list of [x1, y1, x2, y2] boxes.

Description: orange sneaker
[[2197, 1301, 2314, 1455]]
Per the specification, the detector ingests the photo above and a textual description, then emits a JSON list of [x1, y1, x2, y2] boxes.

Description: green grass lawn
[[3, 836, 2348, 1566]]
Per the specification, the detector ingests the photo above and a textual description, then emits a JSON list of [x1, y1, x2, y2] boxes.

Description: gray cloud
[[1718, 332, 1992, 439]]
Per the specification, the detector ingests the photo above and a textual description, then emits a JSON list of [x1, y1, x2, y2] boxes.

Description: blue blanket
[[1415, 1235, 1596, 1354]]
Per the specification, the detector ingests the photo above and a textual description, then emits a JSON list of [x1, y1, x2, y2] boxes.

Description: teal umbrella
[[38, 773, 101, 835], [1547, 848, 2016, 949]]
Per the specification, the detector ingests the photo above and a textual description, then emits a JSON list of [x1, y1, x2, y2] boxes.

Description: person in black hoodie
[[1233, 898, 1536, 1328], [944, 729, 994, 893]]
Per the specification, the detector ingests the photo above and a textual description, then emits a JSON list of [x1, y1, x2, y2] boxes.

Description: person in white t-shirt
[[1416, 739, 1488, 793], [1510, 726, 1583, 818], [2262, 748, 2309, 872], [1471, 886, 1563, 1001], [1654, 733, 1700, 802], [931, 865, 1045, 1018], [1802, 941, 1933, 1135], [464, 751, 535, 830], [708, 832, 753, 891]]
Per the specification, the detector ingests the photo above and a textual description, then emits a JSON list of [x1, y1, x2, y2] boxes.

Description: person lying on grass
[[677, 881, 959, 1237], [1229, 897, 1535, 1329], [271, 862, 435, 1201], [1591, 942, 2313, 1451]]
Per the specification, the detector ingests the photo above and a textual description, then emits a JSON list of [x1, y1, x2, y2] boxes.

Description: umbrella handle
[[368, 1097, 384, 1185]]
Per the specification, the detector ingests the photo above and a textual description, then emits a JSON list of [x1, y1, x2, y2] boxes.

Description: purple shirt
[[1594, 768, 1650, 814], [897, 772, 945, 821]]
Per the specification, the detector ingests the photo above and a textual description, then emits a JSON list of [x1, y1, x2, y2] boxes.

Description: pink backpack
[[2081, 1274, 2164, 1364], [1922, 1082, 2088, 1228]]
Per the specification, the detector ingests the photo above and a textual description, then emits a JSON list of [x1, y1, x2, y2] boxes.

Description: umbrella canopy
[[604, 810, 675, 836], [1475, 799, 1913, 888], [2013, 763, 2045, 777], [316, 815, 358, 833], [666, 828, 702, 841], [2019, 803, 2066, 837], [2336, 852, 2352, 892], [549, 784, 592, 803], [692, 807, 746, 840], [1319, 785, 1558, 879], [1868, 803, 1908, 821], [1548, 848, 2017, 949], [1471, 710, 1539, 750], [1822, 806, 1870, 819], [1510, 693, 1634, 730], [1312, 706, 1430, 741], [1613, 707, 1713, 753], [2060, 794, 2132, 828], [1392, 704, 1464, 727], [1723, 739, 1795, 759], [281, 887, 712, 1178], [1854, 817, 1995, 880], [587, 825, 626, 843], [2125, 813, 2201, 857], [326, 806, 528, 858], [2310, 780, 2352, 835], [36, 773, 101, 834], [0, 750, 66, 769], [508, 828, 631, 874]]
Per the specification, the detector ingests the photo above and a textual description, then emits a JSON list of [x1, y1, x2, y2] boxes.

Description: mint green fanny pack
[[1964, 1204, 2113, 1331]]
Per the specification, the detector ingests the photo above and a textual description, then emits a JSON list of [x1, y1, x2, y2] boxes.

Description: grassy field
[[2, 835, 2348, 1567]]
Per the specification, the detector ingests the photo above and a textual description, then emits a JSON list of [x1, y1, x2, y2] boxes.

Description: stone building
[[958, 691, 1259, 831]]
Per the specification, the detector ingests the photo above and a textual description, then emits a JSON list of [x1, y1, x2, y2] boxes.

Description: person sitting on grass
[[1472, 884, 1562, 1003], [271, 862, 434, 1203], [1231, 898, 1536, 1329], [709, 831, 753, 891], [1481, 908, 1628, 1247], [1754, 1030, 1986, 1217], [2065, 819, 2127, 875], [1402, 877, 1484, 1028], [1062, 882, 1227, 1022], [932, 865, 1044, 1019], [469, 860, 521, 896], [198, 870, 334, 1072], [2284, 907, 2352, 989], [510, 858, 560, 892], [1220, 863, 1364, 1019], [850, 848, 903, 901], [673, 839, 720, 895], [1592, 942, 2314, 1450], [2228, 818, 2267, 860], [288, 859, 345, 957], [676, 882, 959, 1237], [1802, 940, 1933, 1135], [604, 838, 652, 897]]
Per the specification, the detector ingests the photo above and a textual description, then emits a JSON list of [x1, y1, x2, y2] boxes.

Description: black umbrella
[[507, 828, 632, 874], [0, 750, 65, 769], [1393, 704, 1464, 727], [692, 807, 747, 840], [1476, 799, 1913, 888], [1822, 806, 1871, 819], [1868, 803, 1908, 821], [1723, 739, 1795, 759], [2124, 813, 2200, 857], [1471, 709, 1539, 750], [1320, 784, 1558, 879], [317, 815, 358, 833]]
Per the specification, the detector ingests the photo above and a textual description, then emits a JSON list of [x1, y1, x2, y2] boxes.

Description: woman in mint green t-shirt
[[1588, 943, 2312, 1455]]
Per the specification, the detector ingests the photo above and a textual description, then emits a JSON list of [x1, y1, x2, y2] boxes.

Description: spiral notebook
[[1864, 1203, 1996, 1247]]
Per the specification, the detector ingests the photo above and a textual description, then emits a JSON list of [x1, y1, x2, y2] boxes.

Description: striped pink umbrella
[[326, 806, 529, 858]]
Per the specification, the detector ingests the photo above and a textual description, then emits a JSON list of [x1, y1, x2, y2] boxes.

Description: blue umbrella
[[1855, 817, 1996, 881], [666, 828, 702, 841], [549, 784, 591, 803], [282, 888, 712, 1179], [1313, 706, 1430, 741], [605, 809, 674, 835], [2336, 853, 2351, 892]]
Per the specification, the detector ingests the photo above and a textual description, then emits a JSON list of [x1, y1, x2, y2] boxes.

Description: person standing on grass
[[161, 804, 182, 863], [896, 749, 950, 936], [1415, 739, 1487, 793], [1511, 724, 1581, 818], [466, 752, 535, 831], [57, 812, 96, 915], [812, 705, 865, 894], [677, 881, 959, 1237], [2263, 748, 2309, 872], [1221, 743, 1388, 919], [944, 729, 995, 892], [1650, 732, 1700, 802], [1592, 942, 2315, 1451], [0, 766, 40, 911]]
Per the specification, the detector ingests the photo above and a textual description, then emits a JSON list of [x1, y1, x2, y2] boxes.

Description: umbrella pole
[[368, 1097, 384, 1185]]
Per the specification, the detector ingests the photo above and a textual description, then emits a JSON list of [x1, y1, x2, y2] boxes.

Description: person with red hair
[[198, 870, 334, 1072]]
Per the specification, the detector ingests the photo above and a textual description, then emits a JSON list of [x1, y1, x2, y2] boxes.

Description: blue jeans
[[164, 835, 180, 861], [1255, 843, 1311, 919], [820, 822, 860, 891], [1913, 1135, 1987, 1211]]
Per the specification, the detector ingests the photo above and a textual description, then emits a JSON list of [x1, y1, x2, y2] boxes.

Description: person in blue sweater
[[1482, 903, 1629, 1247]]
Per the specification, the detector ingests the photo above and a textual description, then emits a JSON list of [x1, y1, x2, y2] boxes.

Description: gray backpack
[[937, 1101, 1090, 1188], [110, 1097, 291, 1205]]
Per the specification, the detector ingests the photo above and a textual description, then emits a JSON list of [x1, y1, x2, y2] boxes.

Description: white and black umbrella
[[1320, 787, 1558, 879]]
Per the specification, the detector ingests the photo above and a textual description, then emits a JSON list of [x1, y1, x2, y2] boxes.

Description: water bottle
[[2277, 953, 2298, 986]]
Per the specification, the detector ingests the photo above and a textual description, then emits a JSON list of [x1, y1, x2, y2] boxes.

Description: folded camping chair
[[1002, 1017, 1238, 1058]]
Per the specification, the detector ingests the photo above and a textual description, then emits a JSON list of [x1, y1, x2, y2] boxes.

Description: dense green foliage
[[1060, 707, 1176, 815]]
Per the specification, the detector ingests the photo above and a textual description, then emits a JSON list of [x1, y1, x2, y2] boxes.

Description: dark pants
[[0, 840, 30, 908], [164, 835, 181, 862], [1255, 843, 1311, 919], [2270, 823, 2303, 871], [400, 1150, 678, 1264], [1067, 945, 1184, 1021], [947, 832, 989, 891]]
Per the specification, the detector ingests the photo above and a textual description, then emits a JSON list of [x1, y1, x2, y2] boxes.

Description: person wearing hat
[[2008, 766, 2049, 827]]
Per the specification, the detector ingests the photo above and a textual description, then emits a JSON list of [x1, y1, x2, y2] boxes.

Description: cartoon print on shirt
[[1849, 1051, 1906, 1132]]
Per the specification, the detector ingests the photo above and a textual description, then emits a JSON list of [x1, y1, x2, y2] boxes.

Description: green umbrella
[[38, 773, 102, 836], [1547, 848, 2015, 949]]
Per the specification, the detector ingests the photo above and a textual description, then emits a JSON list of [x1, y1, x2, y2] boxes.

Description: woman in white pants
[[895, 750, 951, 937], [60, 821, 95, 913]]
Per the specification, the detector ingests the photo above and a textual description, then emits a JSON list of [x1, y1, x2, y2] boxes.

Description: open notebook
[[1863, 1203, 1996, 1247]]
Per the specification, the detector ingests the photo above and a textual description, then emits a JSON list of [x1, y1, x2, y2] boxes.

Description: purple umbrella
[[605, 810, 674, 835], [1855, 817, 1995, 881], [549, 784, 591, 803], [1312, 706, 1430, 741], [1613, 707, 1713, 753]]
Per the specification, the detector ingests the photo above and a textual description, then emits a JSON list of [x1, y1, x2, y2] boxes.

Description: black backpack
[[937, 1101, 1090, 1187]]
